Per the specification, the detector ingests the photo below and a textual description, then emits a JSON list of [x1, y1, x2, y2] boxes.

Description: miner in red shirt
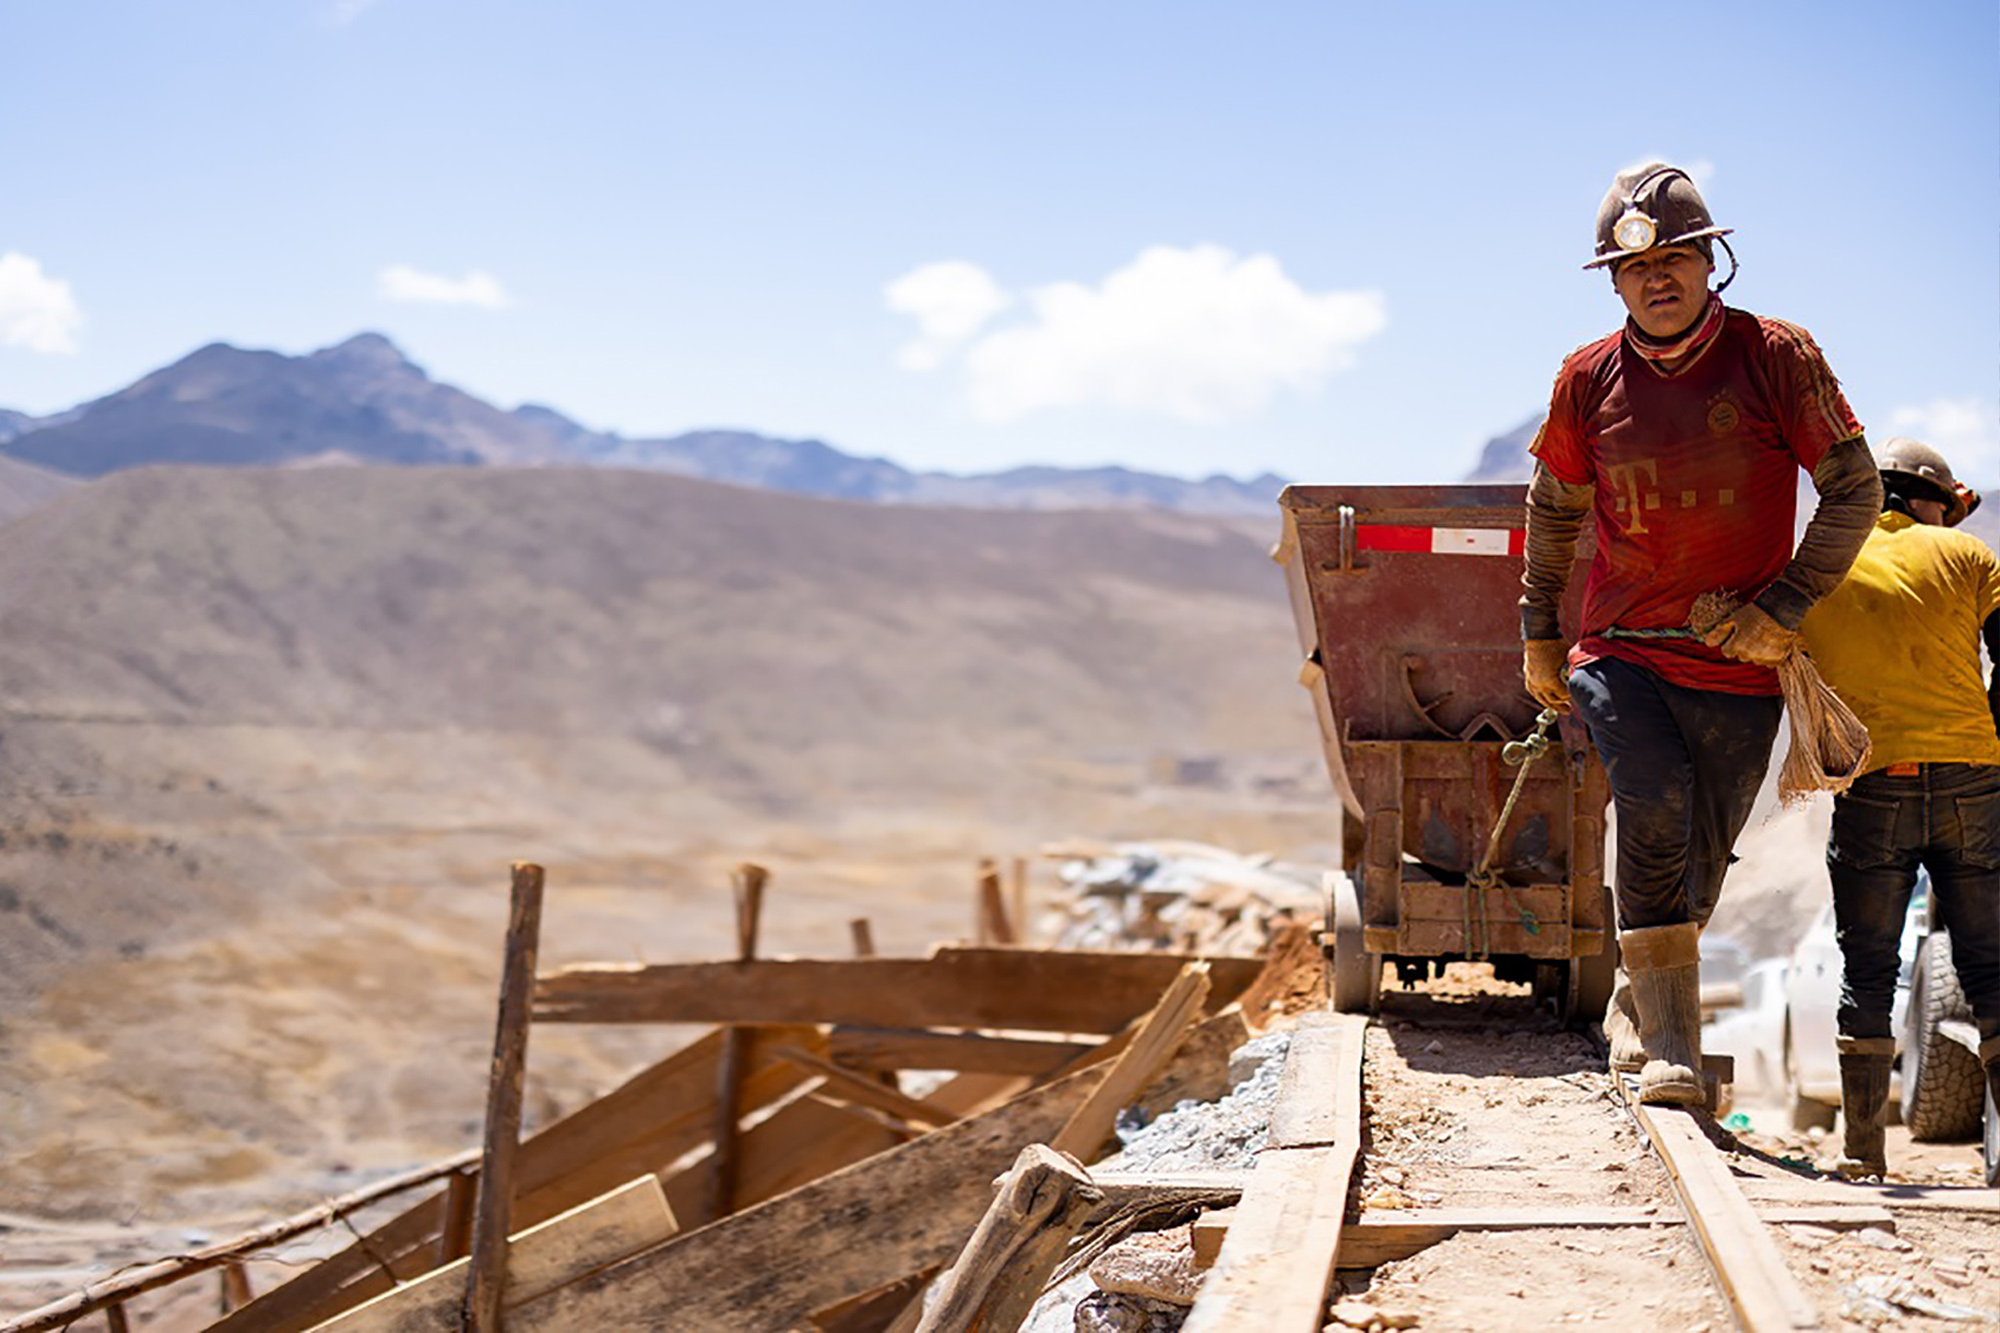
[[1520, 163, 1881, 1106]]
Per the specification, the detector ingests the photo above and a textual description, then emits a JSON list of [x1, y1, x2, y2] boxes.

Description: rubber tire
[[1902, 931, 1985, 1141], [1326, 870, 1381, 1015], [1984, 1074, 1998, 1188]]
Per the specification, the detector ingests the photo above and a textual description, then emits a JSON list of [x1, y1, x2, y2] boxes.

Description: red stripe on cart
[[1355, 525, 1524, 556]]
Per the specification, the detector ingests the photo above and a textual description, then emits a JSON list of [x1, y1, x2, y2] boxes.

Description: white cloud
[[1885, 397, 2000, 482], [0, 252, 82, 354], [884, 260, 1011, 372], [907, 244, 1384, 424], [377, 264, 510, 309]]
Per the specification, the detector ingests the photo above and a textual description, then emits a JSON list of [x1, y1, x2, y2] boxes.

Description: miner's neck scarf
[[1625, 293, 1725, 374]]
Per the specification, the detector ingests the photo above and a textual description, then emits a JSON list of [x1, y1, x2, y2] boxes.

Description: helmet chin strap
[[1713, 236, 1739, 293]]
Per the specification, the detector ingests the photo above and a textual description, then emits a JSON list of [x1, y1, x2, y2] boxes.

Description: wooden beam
[[500, 1065, 1113, 1331], [1053, 962, 1210, 1160], [914, 1146, 1102, 1333], [1192, 1202, 1901, 1269], [532, 947, 1264, 1032], [462, 860, 546, 1333], [221, 1261, 253, 1312], [1182, 1012, 1367, 1333], [828, 1026, 1097, 1077], [1628, 1096, 1823, 1331], [209, 1027, 822, 1333], [306, 1177, 677, 1333], [773, 1046, 960, 1129], [976, 859, 1015, 946]]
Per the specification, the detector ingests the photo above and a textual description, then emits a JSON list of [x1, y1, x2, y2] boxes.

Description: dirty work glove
[[1523, 639, 1571, 712], [1701, 602, 1799, 666]]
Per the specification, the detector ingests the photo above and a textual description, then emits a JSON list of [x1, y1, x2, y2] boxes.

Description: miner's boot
[[1621, 922, 1704, 1106], [1983, 1035, 2000, 1189], [1833, 1037, 1894, 1180], [1602, 968, 1645, 1073]]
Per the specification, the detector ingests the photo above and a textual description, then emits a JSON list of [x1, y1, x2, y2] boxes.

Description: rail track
[[1159, 978, 1999, 1332]]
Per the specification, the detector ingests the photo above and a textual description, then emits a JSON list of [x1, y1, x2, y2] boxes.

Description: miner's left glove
[[1701, 602, 1799, 667]]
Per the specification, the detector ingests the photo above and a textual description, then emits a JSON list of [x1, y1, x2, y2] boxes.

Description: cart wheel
[[1565, 941, 1619, 1029], [1325, 870, 1381, 1015]]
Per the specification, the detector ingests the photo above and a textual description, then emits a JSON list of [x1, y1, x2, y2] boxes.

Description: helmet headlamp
[[1612, 210, 1657, 254]]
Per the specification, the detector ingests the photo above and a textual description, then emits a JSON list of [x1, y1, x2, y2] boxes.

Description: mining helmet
[[1584, 162, 1737, 288], [1879, 436, 1980, 526]]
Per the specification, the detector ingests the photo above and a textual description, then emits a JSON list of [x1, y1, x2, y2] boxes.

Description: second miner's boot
[[1621, 922, 1705, 1106], [1834, 1037, 1895, 1180], [1602, 967, 1645, 1073]]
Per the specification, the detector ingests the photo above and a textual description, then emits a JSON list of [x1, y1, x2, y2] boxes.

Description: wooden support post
[[220, 1260, 253, 1311], [707, 862, 769, 1226], [914, 1145, 1103, 1333], [103, 1305, 129, 1333], [975, 859, 1016, 946], [436, 1170, 476, 1267], [1009, 856, 1029, 945], [848, 917, 875, 958], [461, 861, 546, 1333]]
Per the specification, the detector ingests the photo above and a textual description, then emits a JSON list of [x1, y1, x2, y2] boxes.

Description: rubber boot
[[1602, 968, 1645, 1073], [1834, 1037, 1894, 1180], [1621, 923, 1705, 1106]]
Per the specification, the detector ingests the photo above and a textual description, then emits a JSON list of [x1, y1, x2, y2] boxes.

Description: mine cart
[[1275, 483, 1615, 1019]]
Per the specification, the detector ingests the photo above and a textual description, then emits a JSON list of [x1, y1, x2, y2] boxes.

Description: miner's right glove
[[1523, 639, 1571, 712]]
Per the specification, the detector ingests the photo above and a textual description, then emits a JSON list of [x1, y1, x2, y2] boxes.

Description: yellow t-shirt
[[1799, 510, 2000, 772]]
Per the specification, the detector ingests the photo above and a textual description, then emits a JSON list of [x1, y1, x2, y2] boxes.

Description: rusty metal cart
[[1276, 483, 1615, 1018]]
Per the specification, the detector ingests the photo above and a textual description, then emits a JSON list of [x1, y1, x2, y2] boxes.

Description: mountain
[[1, 334, 1285, 514], [0, 463, 1324, 1213], [2, 334, 573, 476], [1463, 415, 1541, 482]]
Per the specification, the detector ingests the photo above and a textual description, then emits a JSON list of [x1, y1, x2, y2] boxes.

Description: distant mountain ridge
[[0, 333, 1288, 515]]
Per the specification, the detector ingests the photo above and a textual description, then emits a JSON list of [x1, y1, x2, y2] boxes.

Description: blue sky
[[3, 1, 1994, 484]]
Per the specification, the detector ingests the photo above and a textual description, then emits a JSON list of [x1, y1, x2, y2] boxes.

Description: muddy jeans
[[1827, 763, 2000, 1042], [1568, 656, 1783, 931]]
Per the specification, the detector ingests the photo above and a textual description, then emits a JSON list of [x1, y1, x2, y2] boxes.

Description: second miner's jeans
[[1827, 762, 2000, 1043]]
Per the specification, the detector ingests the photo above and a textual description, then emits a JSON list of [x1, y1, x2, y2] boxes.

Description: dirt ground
[[1344, 965, 1998, 1331]]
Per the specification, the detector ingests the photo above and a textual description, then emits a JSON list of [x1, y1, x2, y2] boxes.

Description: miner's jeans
[[1828, 762, 2000, 1043], [1568, 656, 1782, 931]]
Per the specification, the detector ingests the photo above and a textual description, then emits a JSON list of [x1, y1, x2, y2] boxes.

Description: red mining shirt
[[1531, 307, 1864, 695]]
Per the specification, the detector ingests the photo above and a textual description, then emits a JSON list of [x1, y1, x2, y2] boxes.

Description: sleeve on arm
[[1763, 318, 1866, 471], [1755, 435, 1881, 629], [1520, 460, 1593, 641]]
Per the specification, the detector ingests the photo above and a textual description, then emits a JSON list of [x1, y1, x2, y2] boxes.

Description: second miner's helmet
[[1879, 437, 1980, 526], [1584, 162, 1735, 283]]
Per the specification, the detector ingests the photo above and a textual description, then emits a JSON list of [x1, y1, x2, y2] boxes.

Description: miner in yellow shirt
[[1799, 439, 2000, 1181]]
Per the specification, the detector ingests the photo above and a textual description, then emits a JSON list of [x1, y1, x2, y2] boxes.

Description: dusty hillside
[[0, 465, 1330, 1222]]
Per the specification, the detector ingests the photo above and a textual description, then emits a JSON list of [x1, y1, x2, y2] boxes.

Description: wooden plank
[[1267, 1013, 1365, 1150], [1053, 962, 1210, 1159], [1182, 1012, 1368, 1333], [1194, 1202, 1900, 1270], [1738, 1177, 2000, 1213], [532, 947, 1264, 1032], [306, 1177, 676, 1333], [210, 1027, 822, 1333], [1630, 1098, 1823, 1331], [463, 861, 545, 1333], [501, 1064, 1112, 1331], [829, 1026, 1097, 1076], [774, 1046, 960, 1129], [914, 1145, 1102, 1332]]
